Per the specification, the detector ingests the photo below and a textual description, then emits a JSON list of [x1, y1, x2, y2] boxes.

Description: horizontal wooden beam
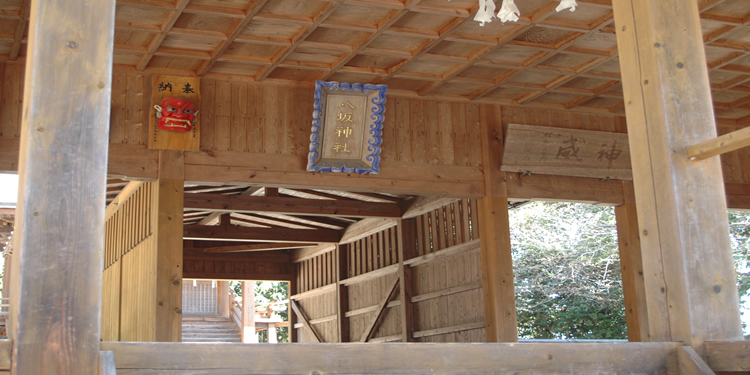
[[705, 341, 750, 372], [100, 341, 682, 373], [339, 264, 399, 286], [339, 218, 397, 245], [401, 195, 459, 219], [412, 322, 485, 339], [187, 242, 316, 253], [183, 225, 341, 243], [105, 181, 143, 220], [505, 172, 625, 205], [686, 126, 750, 160], [183, 150, 484, 197], [403, 239, 480, 268], [291, 243, 336, 263], [360, 274, 400, 342], [184, 193, 403, 218], [289, 284, 336, 301]]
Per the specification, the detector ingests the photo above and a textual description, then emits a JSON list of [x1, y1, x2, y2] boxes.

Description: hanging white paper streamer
[[474, 0, 496, 26], [556, 0, 577, 12], [497, 0, 520, 23]]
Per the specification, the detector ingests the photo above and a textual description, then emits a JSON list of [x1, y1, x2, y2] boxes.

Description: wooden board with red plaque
[[148, 75, 201, 152]]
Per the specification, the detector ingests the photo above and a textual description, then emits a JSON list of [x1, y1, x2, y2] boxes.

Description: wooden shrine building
[[0, 0, 749, 373]]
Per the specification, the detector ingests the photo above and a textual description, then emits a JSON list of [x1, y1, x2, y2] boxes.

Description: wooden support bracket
[[685, 126, 750, 160], [677, 346, 716, 375], [290, 299, 322, 343], [359, 273, 400, 342]]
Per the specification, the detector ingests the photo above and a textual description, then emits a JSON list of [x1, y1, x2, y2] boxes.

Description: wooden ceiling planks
[[1, 0, 749, 120]]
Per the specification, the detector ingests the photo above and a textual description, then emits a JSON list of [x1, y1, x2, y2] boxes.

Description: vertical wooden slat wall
[[291, 199, 485, 343], [102, 182, 156, 341]]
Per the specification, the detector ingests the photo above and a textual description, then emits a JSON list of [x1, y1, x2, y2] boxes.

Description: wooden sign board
[[148, 75, 200, 152], [501, 124, 632, 180], [307, 81, 386, 174]]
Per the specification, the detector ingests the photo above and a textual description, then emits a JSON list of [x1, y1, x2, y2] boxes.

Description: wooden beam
[[505, 172, 625, 206], [155, 150, 184, 342], [105, 181, 143, 220], [677, 346, 716, 375], [613, 0, 743, 349], [477, 104, 518, 343], [614, 181, 650, 342], [339, 218, 397, 245], [290, 300, 321, 343], [184, 193, 403, 218], [401, 195, 458, 219], [397, 218, 415, 342], [193, 242, 316, 253], [183, 151, 484, 197], [686, 125, 750, 160], [10, 0, 115, 371], [359, 274, 400, 342], [183, 224, 341, 243], [291, 243, 336, 263], [100, 341, 684, 373], [335, 244, 349, 342], [705, 341, 750, 372]]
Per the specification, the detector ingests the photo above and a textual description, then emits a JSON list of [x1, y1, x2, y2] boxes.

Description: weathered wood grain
[[502, 124, 632, 180], [11, 0, 115, 371], [613, 0, 744, 349], [100, 341, 682, 373]]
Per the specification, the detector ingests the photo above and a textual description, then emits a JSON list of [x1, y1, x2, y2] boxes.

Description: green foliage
[[229, 281, 289, 343], [511, 203, 750, 340], [727, 211, 750, 336], [510, 202, 627, 340]]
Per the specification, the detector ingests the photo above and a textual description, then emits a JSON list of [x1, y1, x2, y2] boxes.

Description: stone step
[[182, 315, 242, 343]]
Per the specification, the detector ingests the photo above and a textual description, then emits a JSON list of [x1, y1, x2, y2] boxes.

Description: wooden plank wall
[[102, 182, 156, 341], [291, 199, 485, 343], [293, 251, 338, 343], [107, 73, 484, 167], [409, 199, 484, 342]]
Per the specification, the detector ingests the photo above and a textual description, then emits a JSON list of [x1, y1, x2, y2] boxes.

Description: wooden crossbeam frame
[[290, 300, 321, 343], [359, 273, 400, 343]]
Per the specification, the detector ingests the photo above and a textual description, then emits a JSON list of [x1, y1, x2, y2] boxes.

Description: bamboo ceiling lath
[[2, 0, 748, 121]]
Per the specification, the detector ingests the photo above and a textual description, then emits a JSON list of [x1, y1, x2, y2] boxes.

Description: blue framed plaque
[[306, 80, 387, 174]]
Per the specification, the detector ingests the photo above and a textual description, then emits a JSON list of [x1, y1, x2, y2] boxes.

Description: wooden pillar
[[290, 268, 298, 343], [477, 104, 518, 342], [615, 181, 650, 342], [267, 323, 277, 343], [242, 280, 257, 343], [155, 150, 184, 342], [217, 280, 229, 317], [335, 244, 349, 342], [10, 0, 115, 371], [397, 219, 415, 342], [613, 0, 743, 350]]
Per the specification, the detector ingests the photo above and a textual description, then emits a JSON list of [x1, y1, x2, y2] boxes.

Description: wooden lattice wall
[[292, 199, 485, 343], [102, 182, 157, 342]]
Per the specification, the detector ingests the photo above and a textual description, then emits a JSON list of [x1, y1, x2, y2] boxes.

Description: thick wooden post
[[477, 104, 517, 342], [335, 244, 350, 342], [613, 0, 743, 350], [10, 0, 115, 371], [155, 150, 184, 342], [397, 219, 415, 342], [242, 280, 257, 343], [615, 181, 650, 342]]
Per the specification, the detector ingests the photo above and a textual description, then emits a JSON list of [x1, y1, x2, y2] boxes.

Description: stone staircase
[[182, 316, 242, 343]]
